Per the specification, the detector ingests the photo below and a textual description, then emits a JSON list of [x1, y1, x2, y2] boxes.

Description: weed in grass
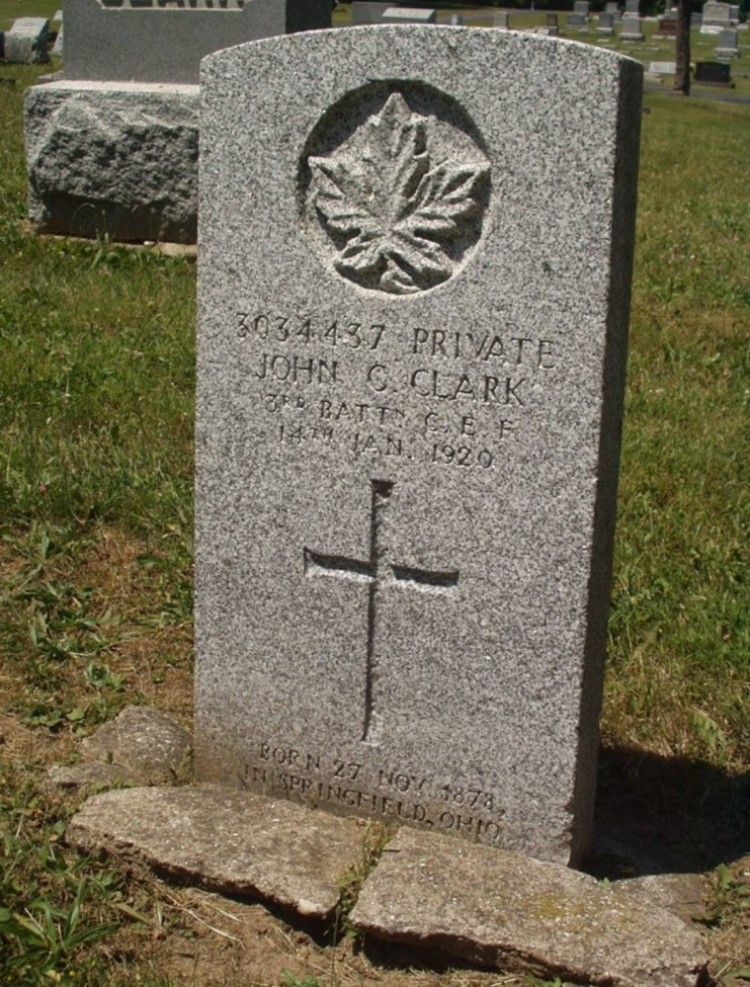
[[279, 974, 324, 987], [0, 769, 122, 987], [335, 823, 392, 931]]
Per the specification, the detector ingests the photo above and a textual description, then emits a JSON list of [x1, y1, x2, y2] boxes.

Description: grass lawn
[[1, 10, 750, 987]]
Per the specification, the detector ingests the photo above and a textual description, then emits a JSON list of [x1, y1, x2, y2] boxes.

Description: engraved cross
[[304, 479, 459, 745]]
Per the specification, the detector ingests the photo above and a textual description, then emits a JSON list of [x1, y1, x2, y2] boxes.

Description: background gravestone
[[351, 2, 392, 25], [382, 7, 437, 24], [620, 15, 644, 41], [196, 25, 642, 867], [598, 12, 615, 35], [5, 18, 49, 63], [24, 0, 330, 243], [566, 12, 588, 32], [62, 0, 331, 85], [715, 29, 740, 59], [695, 59, 733, 83]]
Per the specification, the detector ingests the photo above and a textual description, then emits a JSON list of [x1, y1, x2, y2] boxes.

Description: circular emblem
[[300, 83, 491, 296]]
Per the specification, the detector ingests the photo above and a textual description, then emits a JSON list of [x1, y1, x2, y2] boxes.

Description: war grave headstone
[[5, 17, 50, 63], [382, 7, 437, 25], [195, 24, 643, 868], [24, 0, 331, 243], [620, 15, 644, 41], [715, 28, 740, 58]]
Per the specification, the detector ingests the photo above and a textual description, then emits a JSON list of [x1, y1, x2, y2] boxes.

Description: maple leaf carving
[[308, 92, 489, 295]]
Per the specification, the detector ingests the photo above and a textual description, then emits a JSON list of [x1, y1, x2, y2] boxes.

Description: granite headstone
[[695, 59, 733, 82], [24, 0, 330, 243], [702, 1, 733, 25], [195, 25, 642, 867], [715, 28, 740, 58], [565, 13, 588, 31], [620, 15, 644, 40], [63, 0, 332, 84], [5, 17, 49, 63], [351, 2, 392, 25], [382, 7, 437, 25]]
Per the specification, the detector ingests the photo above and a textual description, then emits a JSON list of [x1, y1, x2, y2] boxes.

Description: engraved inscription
[[304, 480, 459, 746], [235, 309, 558, 463], [303, 86, 490, 295], [247, 743, 507, 845]]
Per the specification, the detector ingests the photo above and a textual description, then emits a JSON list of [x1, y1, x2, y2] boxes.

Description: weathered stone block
[[25, 81, 199, 243]]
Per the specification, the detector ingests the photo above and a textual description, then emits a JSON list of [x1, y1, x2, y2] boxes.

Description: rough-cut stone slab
[[79, 705, 192, 783], [25, 81, 199, 243], [349, 828, 708, 987], [46, 762, 135, 791], [5, 17, 50, 64], [46, 705, 191, 790], [195, 26, 642, 866], [68, 786, 367, 918]]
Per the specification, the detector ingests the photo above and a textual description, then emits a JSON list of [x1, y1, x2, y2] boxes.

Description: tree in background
[[674, 0, 691, 94]]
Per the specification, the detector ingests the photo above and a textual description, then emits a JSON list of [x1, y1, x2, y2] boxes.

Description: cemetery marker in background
[[195, 26, 642, 866]]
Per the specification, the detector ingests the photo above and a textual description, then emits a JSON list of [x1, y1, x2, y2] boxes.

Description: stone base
[[69, 786, 709, 986], [24, 80, 199, 243]]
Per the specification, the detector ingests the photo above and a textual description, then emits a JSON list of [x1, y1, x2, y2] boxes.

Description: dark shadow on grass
[[588, 744, 750, 878]]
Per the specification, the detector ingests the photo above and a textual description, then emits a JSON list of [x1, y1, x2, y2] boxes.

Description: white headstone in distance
[[620, 15, 644, 40], [195, 26, 643, 867], [5, 17, 49, 63], [702, 0, 732, 24], [715, 28, 740, 57], [382, 7, 437, 24]]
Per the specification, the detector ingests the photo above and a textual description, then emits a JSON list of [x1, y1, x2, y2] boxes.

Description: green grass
[[1, 31, 749, 987], [604, 94, 750, 769]]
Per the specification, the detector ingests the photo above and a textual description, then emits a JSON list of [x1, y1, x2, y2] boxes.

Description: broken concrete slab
[[67, 785, 368, 919], [349, 828, 707, 987]]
